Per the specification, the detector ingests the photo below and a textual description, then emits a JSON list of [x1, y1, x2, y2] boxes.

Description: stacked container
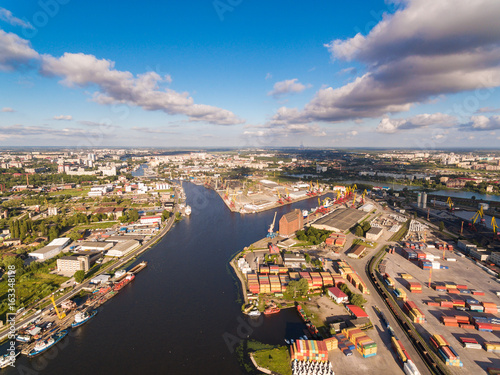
[[430, 334, 463, 367], [466, 298, 484, 312], [483, 302, 498, 314], [484, 342, 500, 353], [259, 274, 270, 294], [460, 337, 482, 349], [408, 281, 422, 293], [269, 265, 279, 274], [404, 301, 425, 323], [268, 274, 281, 293], [394, 288, 407, 301], [260, 266, 269, 274], [402, 248, 417, 260], [290, 340, 329, 362], [384, 274, 395, 288], [342, 328, 377, 358], [299, 272, 313, 289], [279, 274, 290, 291], [401, 273, 413, 280], [309, 272, 324, 289], [419, 259, 432, 270], [335, 333, 355, 356], [247, 273, 260, 294], [320, 272, 334, 286], [323, 336, 338, 351]]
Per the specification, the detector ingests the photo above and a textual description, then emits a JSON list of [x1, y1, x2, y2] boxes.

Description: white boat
[[0, 352, 19, 369], [184, 205, 191, 215], [248, 309, 261, 317]]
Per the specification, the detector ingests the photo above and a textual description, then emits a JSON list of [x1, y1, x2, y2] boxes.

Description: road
[[0, 190, 180, 342]]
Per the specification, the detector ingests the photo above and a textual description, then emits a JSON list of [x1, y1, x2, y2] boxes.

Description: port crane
[[351, 192, 357, 208], [469, 207, 484, 231], [446, 197, 454, 211], [492, 217, 499, 240], [276, 189, 284, 205], [50, 295, 66, 320], [361, 189, 367, 204], [285, 188, 292, 202], [267, 212, 277, 238]]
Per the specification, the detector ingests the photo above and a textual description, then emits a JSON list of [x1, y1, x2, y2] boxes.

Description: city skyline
[[1, 0, 500, 148]]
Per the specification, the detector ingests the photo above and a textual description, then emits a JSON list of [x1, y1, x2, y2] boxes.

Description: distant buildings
[[29, 237, 71, 261]]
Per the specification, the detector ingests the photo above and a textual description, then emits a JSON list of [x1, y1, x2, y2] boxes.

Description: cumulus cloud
[[40, 53, 244, 125], [1, 107, 15, 112], [376, 113, 458, 133], [268, 78, 309, 98], [53, 115, 72, 121], [274, 0, 500, 125], [0, 30, 39, 71], [243, 122, 326, 140], [0, 8, 34, 29], [460, 115, 500, 131]]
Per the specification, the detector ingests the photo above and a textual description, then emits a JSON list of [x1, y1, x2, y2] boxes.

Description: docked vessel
[[27, 330, 69, 357], [0, 352, 19, 369], [184, 205, 191, 215], [248, 309, 261, 317], [71, 309, 98, 328], [15, 334, 31, 343], [113, 274, 135, 291], [264, 307, 280, 315]]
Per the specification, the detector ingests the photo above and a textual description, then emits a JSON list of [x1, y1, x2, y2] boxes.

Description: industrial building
[[282, 253, 307, 268], [278, 209, 303, 237], [311, 208, 367, 233], [79, 241, 113, 252], [139, 216, 162, 225], [328, 286, 348, 304], [365, 227, 383, 241], [105, 240, 140, 257], [347, 244, 367, 259], [29, 237, 71, 261], [56, 253, 100, 276]]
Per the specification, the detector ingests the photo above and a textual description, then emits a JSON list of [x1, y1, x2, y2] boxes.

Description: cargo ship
[[113, 274, 135, 291], [27, 330, 69, 358], [264, 307, 280, 315], [71, 309, 98, 328]]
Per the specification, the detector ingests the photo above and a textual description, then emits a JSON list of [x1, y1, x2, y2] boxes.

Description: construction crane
[[446, 197, 454, 211], [267, 212, 277, 238], [285, 188, 292, 202], [50, 295, 66, 320]]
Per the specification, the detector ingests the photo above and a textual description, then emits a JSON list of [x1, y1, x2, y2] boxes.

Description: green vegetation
[[49, 188, 90, 196], [248, 341, 292, 375], [295, 226, 332, 245], [74, 270, 85, 283], [339, 283, 366, 308], [286, 278, 309, 298], [352, 238, 377, 249], [353, 221, 371, 237], [439, 221, 445, 232]]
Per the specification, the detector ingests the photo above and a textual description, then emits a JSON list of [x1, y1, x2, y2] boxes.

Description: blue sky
[[1, 0, 500, 148]]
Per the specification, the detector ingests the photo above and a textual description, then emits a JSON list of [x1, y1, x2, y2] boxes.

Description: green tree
[[287, 278, 309, 298], [362, 221, 371, 232], [74, 270, 85, 283], [355, 225, 364, 237], [439, 221, 445, 232], [350, 294, 367, 308]]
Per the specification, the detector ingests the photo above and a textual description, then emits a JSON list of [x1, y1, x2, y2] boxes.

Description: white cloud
[[275, 0, 500, 125], [476, 107, 500, 114], [461, 115, 500, 131], [0, 124, 90, 140], [53, 115, 72, 121], [40, 52, 244, 125], [0, 8, 34, 29], [0, 29, 39, 71], [268, 78, 309, 98], [376, 113, 457, 133], [1, 107, 15, 112]]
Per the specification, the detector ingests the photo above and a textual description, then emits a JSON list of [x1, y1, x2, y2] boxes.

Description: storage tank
[[417, 193, 422, 208], [422, 193, 427, 209]]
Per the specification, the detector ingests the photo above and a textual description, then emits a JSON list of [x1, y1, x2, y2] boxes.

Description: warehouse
[[279, 209, 303, 237], [311, 208, 367, 232], [347, 244, 366, 259], [106, 240, 140, 257], [29, 237, 71, 261], [79, 241, 113, 252], [365, 227, 383, 241], [328, 286, 348, 304], [282, 253, 307, 268]]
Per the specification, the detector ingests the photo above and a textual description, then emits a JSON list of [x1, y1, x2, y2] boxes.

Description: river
[[4, 182, 324, 375]]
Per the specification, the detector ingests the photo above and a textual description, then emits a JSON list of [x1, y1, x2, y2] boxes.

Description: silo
[[417, 192, 422, 208], [422, 193, 427, 209]]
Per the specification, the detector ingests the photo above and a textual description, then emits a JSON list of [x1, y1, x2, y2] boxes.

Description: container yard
[[382, 240, 500, 374]]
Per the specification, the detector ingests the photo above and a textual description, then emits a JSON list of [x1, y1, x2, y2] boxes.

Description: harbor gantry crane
[[446, 197, 454, 211], [470, 208, 484, 231], [267, 212, 277, 238], [224, 187, 229, 200], [492, 217, 499, 240], [285, 188, 292, 202], [351, 192, 357, 208], [230, 193, 236, 209], [51, 295, 66, 320], [276, 189, 284, 204], [361, 189, 367, 204]]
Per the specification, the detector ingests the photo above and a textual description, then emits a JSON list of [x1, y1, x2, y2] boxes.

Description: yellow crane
[[352, 192, 357, 207], [492, 217, 499, 239], [352, 183, 357, 191], [446, 197, 454, 211], [323, 197, 331, 205], [361, 189, 367, 204], [336, 190, 341, 201], [50, 295, 66, 320]]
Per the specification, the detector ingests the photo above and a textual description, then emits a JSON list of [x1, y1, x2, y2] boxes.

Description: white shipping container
[[446, 258, 457, 262], [431, 261, 441, 269], [404, 360, 421, 375]]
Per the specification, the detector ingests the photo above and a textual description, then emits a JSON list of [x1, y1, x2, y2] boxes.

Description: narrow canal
[[5, 182, 326, 375]]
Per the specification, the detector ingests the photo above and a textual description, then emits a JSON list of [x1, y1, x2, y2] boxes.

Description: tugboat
[[263, 307, 280, 315], [27, 330, 69, 357], [71, 309, 98, 328], [248, 309, 261, 317]]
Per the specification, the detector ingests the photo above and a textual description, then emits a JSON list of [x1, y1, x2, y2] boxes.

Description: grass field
[[248, 341, 292, 375], [0, 272, 68, 321], [49, 188, 90, 196]]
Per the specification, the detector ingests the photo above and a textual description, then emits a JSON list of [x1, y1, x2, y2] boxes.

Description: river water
[[4, 182, 323, 375]]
